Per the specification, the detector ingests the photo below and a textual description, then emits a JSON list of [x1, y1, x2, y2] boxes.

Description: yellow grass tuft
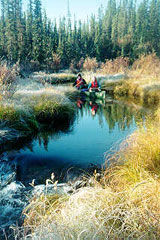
[[106, 123, 160, 188]]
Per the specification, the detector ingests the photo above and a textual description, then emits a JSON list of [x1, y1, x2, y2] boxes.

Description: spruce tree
[[32, 0, 43, 63], [26, 0, 33, 60]]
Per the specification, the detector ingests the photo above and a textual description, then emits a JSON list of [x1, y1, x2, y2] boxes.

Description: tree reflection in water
[[76, 97, 146, 131]]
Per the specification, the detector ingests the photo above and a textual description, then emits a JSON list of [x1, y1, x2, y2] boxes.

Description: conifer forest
[[0, 0, 160, 69]]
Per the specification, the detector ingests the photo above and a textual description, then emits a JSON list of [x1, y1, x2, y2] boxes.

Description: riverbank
[[0, 85, 77, 149], [13, 106, 160, 239], [31, 72, 77, 84], [102, 54, 160, 106], [30, 55, 160, 107]]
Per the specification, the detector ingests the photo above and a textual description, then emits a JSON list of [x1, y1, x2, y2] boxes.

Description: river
[[0, 96, 148, 239]]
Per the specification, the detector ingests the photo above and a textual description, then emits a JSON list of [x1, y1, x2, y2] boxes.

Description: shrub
[[48, 53, 61, 72], [83, 57, 98, 72], [132, 53, 160, 78], [101, 57, 130, 74], [77, 57, 85, 70], [30, 60, 41, 72], [70, 58, 85, 74], [0, 63, 18, 100], [69, 59, 78, 74]]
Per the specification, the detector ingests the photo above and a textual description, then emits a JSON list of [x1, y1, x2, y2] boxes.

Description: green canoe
[[83, 90, 106, 99]]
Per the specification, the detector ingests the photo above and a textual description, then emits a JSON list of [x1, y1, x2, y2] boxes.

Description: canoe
[[83, 90, 106, 99]]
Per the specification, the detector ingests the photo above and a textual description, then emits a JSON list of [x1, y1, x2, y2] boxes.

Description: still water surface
[[15, 98, 146, 184]]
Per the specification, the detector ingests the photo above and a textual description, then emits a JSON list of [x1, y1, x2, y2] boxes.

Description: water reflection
[[0, 111, 75, 155], [1, 97, 148, 186], [103, 103, 144, 131], [76, 98, 99, 116], [76, 97, 146, 131], [1, 98, 147, 159]]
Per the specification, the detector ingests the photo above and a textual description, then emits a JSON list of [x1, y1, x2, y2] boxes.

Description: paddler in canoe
[[86, 76, 105, 99], [88, 76, 101, 92], [73, 73, 88, 90]]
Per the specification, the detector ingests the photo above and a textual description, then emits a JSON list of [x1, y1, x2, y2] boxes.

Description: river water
[[0, 97, 148, 238]]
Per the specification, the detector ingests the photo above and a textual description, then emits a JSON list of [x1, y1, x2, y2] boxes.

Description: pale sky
[[24, 0, 107, 22]]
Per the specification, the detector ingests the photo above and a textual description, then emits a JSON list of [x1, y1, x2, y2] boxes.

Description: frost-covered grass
[[16, 174, 160, 239], [0, 72, 78, 146], [31, 72, 77, 84], [0, 85, 76, 136]]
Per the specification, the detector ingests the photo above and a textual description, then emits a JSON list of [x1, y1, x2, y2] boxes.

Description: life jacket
[[91, 80, 98, 88], [76, 78, 84, 88]]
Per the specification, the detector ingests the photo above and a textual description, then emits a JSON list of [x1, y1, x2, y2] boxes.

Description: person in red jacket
[[88, 77, 101, 92], [73, 74, 87, 90]]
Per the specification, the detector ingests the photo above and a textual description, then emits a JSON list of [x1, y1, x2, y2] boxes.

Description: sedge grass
[[105, 123, 160, 188]]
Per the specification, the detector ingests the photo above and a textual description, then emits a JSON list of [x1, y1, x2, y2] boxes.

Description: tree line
[[0, 0, 160, 70]]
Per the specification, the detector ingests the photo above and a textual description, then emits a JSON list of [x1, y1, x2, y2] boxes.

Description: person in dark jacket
[[73, 74, 87, 90]]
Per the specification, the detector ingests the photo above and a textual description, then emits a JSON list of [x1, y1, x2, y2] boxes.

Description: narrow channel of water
[[15, 98, 144, 185], [0, 97, 148, 238]]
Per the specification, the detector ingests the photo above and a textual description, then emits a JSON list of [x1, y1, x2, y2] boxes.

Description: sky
[[24, 0, 107, 22]]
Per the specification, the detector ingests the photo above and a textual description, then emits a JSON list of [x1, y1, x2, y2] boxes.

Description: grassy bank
[[102, 54, 160, 106], [0, 92, 76, 136], [0, 63, 79, 149], [14, 107, 160, 239], [32, 72, 77, 85]]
